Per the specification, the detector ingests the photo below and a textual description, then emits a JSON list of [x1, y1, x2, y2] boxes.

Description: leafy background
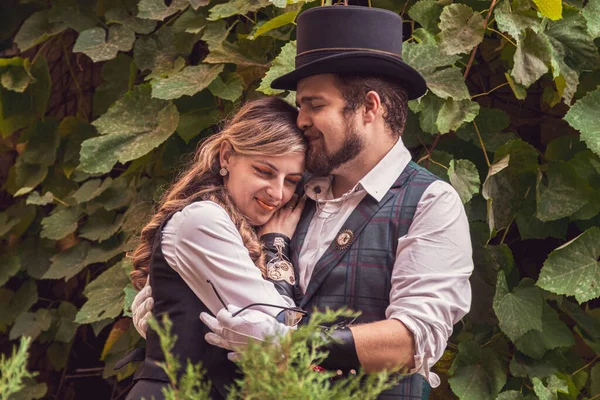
[[0, 0, 599, 398]]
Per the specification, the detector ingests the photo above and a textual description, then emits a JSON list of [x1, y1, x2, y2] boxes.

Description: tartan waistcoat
[[291, 161, 439, 400]]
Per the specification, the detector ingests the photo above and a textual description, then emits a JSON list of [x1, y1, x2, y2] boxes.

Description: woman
[[125, 97, 307, 399]]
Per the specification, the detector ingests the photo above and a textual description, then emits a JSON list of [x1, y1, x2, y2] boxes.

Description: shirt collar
[[304, 138, 412, 202]]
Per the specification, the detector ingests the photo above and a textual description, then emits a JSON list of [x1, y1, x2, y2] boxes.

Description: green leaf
[[123, 284, 137, 318], [121, 202, 153, 235], [0, 212, 21, 237], [52, 302, 79, 343], [531, 0, 562, 20], [42, 241, 91, 280], [448, 159, 480, 203], [20, 119, 60, 166], [509, 350, 563, 379], [448, 341, 506, 400], [202, 22, 270, 68], [0, 256, 20, 287], [252, 10, 299, 39], [26, 191, 54, 206], [105, 5, 156, 34], [511, 29, 552, 87], [493, 273, 544, 342], [496, 391, 526, 400], [536, 162, 593, 221], [408, 0, 443, 33], [583, 0, 600, 38], [0, 59, 33, 93], [40, 207, 82, 240], [546, 7, 600, 73], [403, 42, 461, 76], [151, 64, 224, 100], [494, 0, 541, 40], [13, 10, 66, 52], [0, 281, 38, 331], [0, 57, 51, 138], [515, 189, 568, 240], [532, 376, 569, 400], [564, 87, 600, 157], [93, 54, 134, 117], [172, 7, 206, 34], [258, 40, 296, 95], [514, 303, 575, 359], [410, 92, 444, 134], [455, 108, 516, 152], [207, 0, 270, 21], [537, 227, 600, 303], [208, 72, 244, 102], [133, 27, 198, 75], [438, 4, 485, 55], [75, 260, 130, 324], [137, 0, 189, 20], [9, 309, 52, 341], [591, 364, 600, 399], [436, 98, 480, 134], [426, 68, 471, 100], [189, 0, 209, 9], [48, 0, 98, 32], [176, 108, 220, 143], [79, 209, 124, 242], [73, 26, 136, 63], [71, 178, 113, 203], [79, 85, 179, 174]]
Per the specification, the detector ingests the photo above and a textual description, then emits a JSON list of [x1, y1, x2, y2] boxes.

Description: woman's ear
[[219, 140, 233, 168]]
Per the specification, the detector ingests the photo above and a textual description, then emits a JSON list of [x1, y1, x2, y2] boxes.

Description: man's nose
[[297, 108, 311, 131]]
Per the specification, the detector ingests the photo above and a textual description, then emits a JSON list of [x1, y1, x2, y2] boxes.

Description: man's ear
[[219, 140, 233, 168], [363, 91, 382, 124]]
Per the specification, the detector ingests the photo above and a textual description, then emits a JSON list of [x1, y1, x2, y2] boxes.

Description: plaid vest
[[291, 161, 439, 400]]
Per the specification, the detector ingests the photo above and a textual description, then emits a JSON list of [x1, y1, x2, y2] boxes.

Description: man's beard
[[305, 120, 364, 177]]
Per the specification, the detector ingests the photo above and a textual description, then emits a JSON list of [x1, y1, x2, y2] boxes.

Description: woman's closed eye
[[253, 166, 274, 178]]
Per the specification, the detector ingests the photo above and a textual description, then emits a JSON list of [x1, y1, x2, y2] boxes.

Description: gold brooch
[[335, 229, 354, 250]]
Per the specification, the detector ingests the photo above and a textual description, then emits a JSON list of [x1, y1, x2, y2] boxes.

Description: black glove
[[260, 233, 296, 300]]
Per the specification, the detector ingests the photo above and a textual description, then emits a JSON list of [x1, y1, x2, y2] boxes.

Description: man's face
[[296, 74, 364, 176]]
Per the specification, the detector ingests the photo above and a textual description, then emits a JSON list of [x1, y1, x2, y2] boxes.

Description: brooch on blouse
[[267, 237, 296, 285], [334, 229, 354, 250]]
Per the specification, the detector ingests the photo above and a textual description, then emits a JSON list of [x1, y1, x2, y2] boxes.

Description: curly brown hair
[[130, 97, 306, 290]]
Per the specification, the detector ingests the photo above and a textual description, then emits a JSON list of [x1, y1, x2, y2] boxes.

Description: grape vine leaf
[[79, 85, 179, 174], [13, 10, 66, 52], [73, 26, 136, 63], [133, 27, 198, 75], [207, 0, 270, 21], [403, 42, 460, 76], [436, 98, 480, 134], [137, 0, 189, 20], [48, 0, 98, 32], [52, 302, 79, 343], [20, 119, 60, 166], [509, 351, 563, 379], [72, 178, 113, 203], [0, 256, 20, 287], [532, 376, 569, 400], [26, 191, 54, 206], [9, 309, 52, 341], [438, 4, 485, 55], [536, 162, 593, 221], [514, 303, 575, 359], [448, 159, 480, 204], [40, 207, 83, 241], [592, 363, 600, 399], [79, 209, 124, 242], [583, 0, 600, 39], [208, 72, 244, 102], [496, 391, 526, 400], [408, 0, 443, 33], [493, 273, 544, 342], [105, 4, 156, 34], [531, 0, 562, 20], [75, 260, 131, 324], [0, 57, 33, 93], [151, 64, 224, 100], [494, 0, 541, 41], [0, 281, 37, 331], [455, 108, 516, 152], [564, 87, 600, 157], [93, 54, 134, 117], [251, 10, 299, 39], [42, 241, 91, 280], [258, 40, 296, 95], [537, 227, 600, 303], [448, 341, 506, 400], [511, 29, 552, 87], [426, 68, 470, 100]]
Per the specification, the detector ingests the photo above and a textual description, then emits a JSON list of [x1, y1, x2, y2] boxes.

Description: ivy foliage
[[1, 0, 600, 398]]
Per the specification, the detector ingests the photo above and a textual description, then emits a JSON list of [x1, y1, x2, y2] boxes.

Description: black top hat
[[270, 5, 427, 100]]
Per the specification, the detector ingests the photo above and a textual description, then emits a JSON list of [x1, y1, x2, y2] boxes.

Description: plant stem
[[471, 82, 510, 99], [464, 0, 499, 79], [61, 39, 83, 117], [472, 120, 491, 167], [500, 217, 513, 244], [571, 354, 599, 377], [486, 27, 516, 47]]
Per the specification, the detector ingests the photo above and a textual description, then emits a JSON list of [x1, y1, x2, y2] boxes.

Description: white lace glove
[[131, 281, 154, 339], [200, 305, 292, 360]]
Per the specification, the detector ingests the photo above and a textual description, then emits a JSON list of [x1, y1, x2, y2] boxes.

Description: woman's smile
[[255, 198, 277, 211]]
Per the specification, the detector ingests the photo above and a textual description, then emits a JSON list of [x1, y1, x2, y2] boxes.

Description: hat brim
[[271, 51, 427, 100]]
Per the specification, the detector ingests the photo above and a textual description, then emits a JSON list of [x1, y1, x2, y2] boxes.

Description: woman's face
[[221, 143, 305, 226]]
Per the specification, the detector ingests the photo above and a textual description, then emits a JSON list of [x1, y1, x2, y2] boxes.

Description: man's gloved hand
[[131, 281, 154, 339], [200, 305, 292, 358]]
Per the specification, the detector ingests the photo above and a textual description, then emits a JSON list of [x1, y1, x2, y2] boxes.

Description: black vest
[[133, 214, 239, 398]]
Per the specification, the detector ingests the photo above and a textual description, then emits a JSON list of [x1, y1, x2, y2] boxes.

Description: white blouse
[[161, 201, 295, 317]]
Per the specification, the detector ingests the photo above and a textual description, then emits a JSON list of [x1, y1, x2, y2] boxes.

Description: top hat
[[270, 5, 427, 100]]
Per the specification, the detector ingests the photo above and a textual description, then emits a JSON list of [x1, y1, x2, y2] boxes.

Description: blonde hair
[[130, 97, 306, 290]]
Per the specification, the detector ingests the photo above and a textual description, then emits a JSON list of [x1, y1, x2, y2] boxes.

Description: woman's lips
[[255, 198, 276, 211]]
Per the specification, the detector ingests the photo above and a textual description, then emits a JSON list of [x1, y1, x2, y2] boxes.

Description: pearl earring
[[219, 167, 228, 176]]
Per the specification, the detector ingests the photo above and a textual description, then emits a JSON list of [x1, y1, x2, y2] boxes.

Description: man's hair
[[334, 75, 409, 138]]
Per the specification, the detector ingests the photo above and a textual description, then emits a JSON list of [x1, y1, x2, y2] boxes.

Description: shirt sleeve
[[385, 180, 473, 388], [161, 201, 295, 317]]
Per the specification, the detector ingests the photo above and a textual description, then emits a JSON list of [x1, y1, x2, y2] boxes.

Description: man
[[131, 5, 473, 398]]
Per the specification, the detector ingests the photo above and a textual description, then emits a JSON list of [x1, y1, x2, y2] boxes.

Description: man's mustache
[[303, 128, 322, 141]]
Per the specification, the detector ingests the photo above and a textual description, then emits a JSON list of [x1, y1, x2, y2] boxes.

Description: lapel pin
[[334, 229, 354, 250]]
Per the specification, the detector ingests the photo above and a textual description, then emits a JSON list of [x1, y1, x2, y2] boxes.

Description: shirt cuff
[[391, 314, 441, 388]]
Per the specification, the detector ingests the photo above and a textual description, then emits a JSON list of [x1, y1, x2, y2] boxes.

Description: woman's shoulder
[[165, 200, 236, 234]]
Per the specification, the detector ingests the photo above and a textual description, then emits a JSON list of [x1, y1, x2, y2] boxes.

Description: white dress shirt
[[161, 201, 295, 318], [299, 138, 473, 387]]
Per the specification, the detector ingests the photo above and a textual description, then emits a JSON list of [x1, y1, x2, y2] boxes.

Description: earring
[[219, 167, 228, 176]]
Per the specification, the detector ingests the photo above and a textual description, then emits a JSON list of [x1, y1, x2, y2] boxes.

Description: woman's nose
[[265, 179, 284, 202]]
